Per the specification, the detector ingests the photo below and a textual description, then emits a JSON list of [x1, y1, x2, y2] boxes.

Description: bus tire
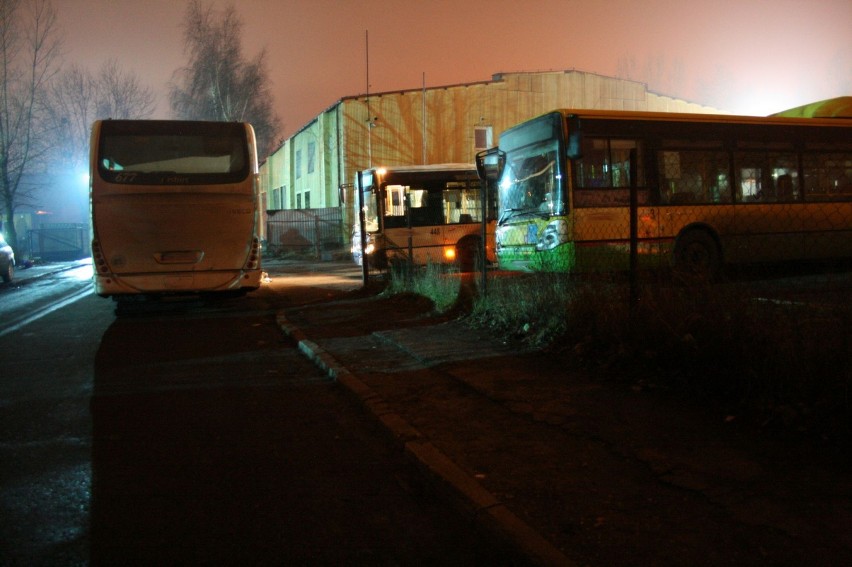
[[1, 263, 13, 283], [673, 229, 721, 282], [456, 236, 481, 272]]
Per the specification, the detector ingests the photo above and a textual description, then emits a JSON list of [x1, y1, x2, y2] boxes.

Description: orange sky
[[61, 0, 851, 139]]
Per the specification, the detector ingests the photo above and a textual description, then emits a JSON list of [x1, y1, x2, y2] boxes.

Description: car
[[0, 233, 15, 283]]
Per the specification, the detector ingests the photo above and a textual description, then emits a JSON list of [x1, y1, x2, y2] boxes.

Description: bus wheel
[[673, 229, 720, 283], [456, 236, 481, 272]]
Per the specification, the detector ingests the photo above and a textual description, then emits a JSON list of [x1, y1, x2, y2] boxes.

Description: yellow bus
[[477, 109, 852, 279], [354, 164, 495, 271], [90, 120, 262, 301]]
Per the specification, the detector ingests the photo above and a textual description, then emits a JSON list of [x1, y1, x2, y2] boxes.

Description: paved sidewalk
[[279, 278, 852, 567]]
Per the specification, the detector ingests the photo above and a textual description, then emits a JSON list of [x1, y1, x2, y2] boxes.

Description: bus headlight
[[536, 220, 569, 251]]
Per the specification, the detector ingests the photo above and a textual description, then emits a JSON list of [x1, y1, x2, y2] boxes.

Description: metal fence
[[266, 208, 346, 259], [28, 223, 90, 261]]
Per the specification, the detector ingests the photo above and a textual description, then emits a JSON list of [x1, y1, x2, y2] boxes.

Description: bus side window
[[776, 174, 795, 201], [659, 150, 731, 204], [428, 191, 445, 225], [735, 152, 798, 203], [577, 138, 609, 188], [609, 139, 641, 188], [576, 138, 642, 188], [406, 188, 444, 226], [381, 185, 407, 227], [803, 152, 852, 201]]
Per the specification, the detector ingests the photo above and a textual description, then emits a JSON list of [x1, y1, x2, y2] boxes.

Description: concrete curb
[[277, 313, 576, 567]]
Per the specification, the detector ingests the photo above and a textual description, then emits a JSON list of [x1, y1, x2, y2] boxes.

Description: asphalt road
[[0, 263, 523, 566]]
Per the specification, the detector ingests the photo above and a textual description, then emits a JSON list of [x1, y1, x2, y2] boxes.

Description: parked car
[[0, 233, 14, 282]]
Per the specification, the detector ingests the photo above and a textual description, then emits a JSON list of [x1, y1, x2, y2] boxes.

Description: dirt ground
[[278, 263, 852, 567]]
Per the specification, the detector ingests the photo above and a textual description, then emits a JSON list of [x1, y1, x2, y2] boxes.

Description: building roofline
[[284, 69, 713, 142]]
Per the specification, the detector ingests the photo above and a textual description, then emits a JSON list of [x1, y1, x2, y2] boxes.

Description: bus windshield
[[97, 120, 250, 185], [498, 139, 564, 220]]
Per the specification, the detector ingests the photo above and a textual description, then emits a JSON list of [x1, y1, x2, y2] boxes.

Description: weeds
[[385, 261, 461, 313]]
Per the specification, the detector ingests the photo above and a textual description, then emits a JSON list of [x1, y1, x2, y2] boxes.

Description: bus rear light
[[245, 237, 261, 269], [444, 247, 456, 261], [91, 240, 110, 272]]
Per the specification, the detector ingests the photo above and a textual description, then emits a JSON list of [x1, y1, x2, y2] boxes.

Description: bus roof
[[541, 108, 852, 128]]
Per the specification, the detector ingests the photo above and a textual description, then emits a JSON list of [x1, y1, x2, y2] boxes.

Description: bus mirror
[[475, 148, 505, 182], [566, 115, 582, 159]]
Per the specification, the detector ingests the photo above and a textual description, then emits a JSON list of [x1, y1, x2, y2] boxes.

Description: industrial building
[[259, 69, 722, 249]]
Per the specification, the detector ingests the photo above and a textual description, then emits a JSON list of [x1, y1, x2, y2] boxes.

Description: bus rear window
[[97, 121, 250, 185]]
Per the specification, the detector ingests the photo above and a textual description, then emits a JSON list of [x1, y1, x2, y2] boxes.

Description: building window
[[304, 191, 311, 209], [474, 126, 493, 151], [296, 193, 302, 209], [307, 142, 316, 174], [295, 149, 302, 178]]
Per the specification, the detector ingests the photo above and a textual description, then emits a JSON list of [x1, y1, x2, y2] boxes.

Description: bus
[[90, 120, 262, 301], [353, 164, 496, 271], [477, 109, 852, 279]]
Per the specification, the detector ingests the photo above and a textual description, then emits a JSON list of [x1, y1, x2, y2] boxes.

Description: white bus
[[90, 120, 262, 301], [353, 164, 495, 271]]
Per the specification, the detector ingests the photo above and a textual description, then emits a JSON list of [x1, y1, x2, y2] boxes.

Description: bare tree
[[169, 0, 281, 155], [94, 60, 156, 120], [0, 0, 61, 256], [47, 60, 156, 170], [47, 64, 91, 168]]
